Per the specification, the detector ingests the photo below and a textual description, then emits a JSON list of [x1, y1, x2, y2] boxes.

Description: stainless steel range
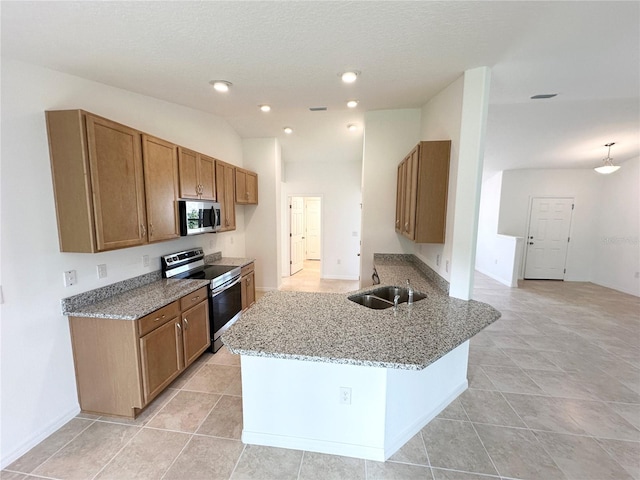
[[162, 248, 242, 352]]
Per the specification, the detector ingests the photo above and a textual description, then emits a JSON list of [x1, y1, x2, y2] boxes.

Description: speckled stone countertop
[[62, 279, 210, 320], [223, 257, 501, 370], [207, 257, 254, 268]]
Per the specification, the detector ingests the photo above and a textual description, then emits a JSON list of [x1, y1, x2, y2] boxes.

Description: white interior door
[[524, 197, 574, 280], [305, 197, 321, 260], [290, 196, 304, 275]]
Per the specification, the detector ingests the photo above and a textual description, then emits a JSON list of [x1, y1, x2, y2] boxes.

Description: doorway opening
[[289, 196, 322, 276], [523, 197, 574, 280]]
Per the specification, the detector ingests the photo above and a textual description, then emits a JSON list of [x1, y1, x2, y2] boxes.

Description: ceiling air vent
[[530, 94, 558, 99], [309, 106, 328, 111]]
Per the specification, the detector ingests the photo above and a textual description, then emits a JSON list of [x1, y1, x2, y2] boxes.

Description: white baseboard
[[242, 430, 386, 461], [322, 274, 359, 281], [475, 267, 515, 288], [1, 404, 80, 469]]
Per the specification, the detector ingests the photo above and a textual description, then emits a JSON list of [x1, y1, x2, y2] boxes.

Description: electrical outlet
[[445, 260, 450, 273], [63, 270, 77, 287], [97, 264, 107, 279], [142, 255, 150, 267], [339, 387, 352, 405], [436, 254, 441, 266]]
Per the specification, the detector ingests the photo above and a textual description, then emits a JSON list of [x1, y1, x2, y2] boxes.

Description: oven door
[[209, 276, 242, 352]]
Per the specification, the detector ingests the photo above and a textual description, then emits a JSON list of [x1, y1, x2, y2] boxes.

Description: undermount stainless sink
[[348, 286, 426, 309], [348, 294, 395, 310]]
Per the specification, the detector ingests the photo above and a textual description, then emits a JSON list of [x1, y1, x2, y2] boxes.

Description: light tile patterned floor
[[4, 273, 639, 479]]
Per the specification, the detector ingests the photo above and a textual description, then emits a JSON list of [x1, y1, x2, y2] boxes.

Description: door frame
[[286, 194, 324, 277], [522, 196, 574, 280]]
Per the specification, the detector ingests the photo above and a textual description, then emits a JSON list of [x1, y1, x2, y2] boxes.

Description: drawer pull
[[192, 296, 199, 302], [184, 318, 189, 329], [154, 314, 166, 322]]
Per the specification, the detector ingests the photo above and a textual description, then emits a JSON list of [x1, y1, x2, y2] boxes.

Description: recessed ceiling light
[[347, 100, 359, 108], [283, 127, 293, 134], [530, 93, 558, 99], [259, 105, 271, 112], [340, 71, 359, 83], [347, 124, 358, 132], [209, 80, 232, 92]]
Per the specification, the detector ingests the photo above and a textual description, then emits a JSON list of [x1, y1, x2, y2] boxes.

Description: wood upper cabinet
[[241, 262, 256, 311], [215, 160, 236, 231], [46, 110, 148, 252], [395, 141, 451, 244], [142, 135, 180, 243], [235, 167, 258, 204], [69, 287, 210, 418], [177, 148, 216, 200]]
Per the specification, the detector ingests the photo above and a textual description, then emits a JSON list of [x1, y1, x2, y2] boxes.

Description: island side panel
[[240, 355, 388, 461], [384, 340, 469, 457]]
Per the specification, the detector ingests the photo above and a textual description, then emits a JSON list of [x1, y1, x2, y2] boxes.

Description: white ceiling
[[2, 1, 638, 175]]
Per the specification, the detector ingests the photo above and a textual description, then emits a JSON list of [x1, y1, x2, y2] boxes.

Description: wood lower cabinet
[[177, 147, 216, 200], [69, 287, 210, 418], [395, 141, 451, 244], [216, 160, 236, 231], [241, 262, 256, 311], [235, 167, 258, 204]]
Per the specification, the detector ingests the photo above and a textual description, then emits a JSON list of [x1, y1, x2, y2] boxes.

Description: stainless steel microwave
[[178, 200, 221, 235]]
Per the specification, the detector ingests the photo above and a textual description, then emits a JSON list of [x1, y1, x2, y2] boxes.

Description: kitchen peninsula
[[222, 254, 501, 461]]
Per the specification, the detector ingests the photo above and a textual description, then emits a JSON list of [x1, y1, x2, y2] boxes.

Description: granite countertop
[[223, 257, 501, 370], [207, 257, 254, 268], [63, 279, 210, 320]]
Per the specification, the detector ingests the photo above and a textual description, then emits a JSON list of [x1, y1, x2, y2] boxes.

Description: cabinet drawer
[[180, 287, 208, 311], [241, 262, 255, 277], [138, 301, 180, 337]]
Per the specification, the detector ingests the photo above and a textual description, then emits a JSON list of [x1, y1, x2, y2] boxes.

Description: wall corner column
[[449, 67, 492, 300]]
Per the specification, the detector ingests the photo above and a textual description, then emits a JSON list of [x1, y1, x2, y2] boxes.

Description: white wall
[[416, 76, 464, 282], [593, 157, 640, 296], [498, 169, 600, 281], [242, 138, 283, 291], [282, 161, 362, 280], [0, 59, 245, 467], [360, 109, 422, 286]]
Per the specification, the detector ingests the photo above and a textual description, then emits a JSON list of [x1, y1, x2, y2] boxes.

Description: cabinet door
[[182, 300, 210, 367], [404, 146, 420, 240], [395, 162, 404, 233], [178, 148, 200, 199], [143, 135, 180, 243], [246, 271, 256, 308], [86, 114, 146, 251], [235, 169, 247, 204], [199, 155, 216, 200], [139, 320, 183, 403], [216, 161, 236, 231], [246, 172, 258, 204]]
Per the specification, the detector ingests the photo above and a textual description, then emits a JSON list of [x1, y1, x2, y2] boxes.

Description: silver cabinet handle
[[176, 323, 182, 334], [154, 314, 166, 322], [140, 224, 147, 237], [183, 318, 189, 329]]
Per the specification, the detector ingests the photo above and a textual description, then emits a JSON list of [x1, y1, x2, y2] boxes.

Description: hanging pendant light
[[594, 142, 621, 174]]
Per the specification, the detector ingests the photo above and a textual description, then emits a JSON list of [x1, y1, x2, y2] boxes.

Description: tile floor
[[3, 273, 639, 480], [279, 260, 360, 293]]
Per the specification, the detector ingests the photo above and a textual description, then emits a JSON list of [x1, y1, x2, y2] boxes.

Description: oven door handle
[[210, 276, 242, 298]]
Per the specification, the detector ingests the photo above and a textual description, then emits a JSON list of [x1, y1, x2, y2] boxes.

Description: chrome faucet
[[406, 279, 414, 305], [393, 294, 400, 311]]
